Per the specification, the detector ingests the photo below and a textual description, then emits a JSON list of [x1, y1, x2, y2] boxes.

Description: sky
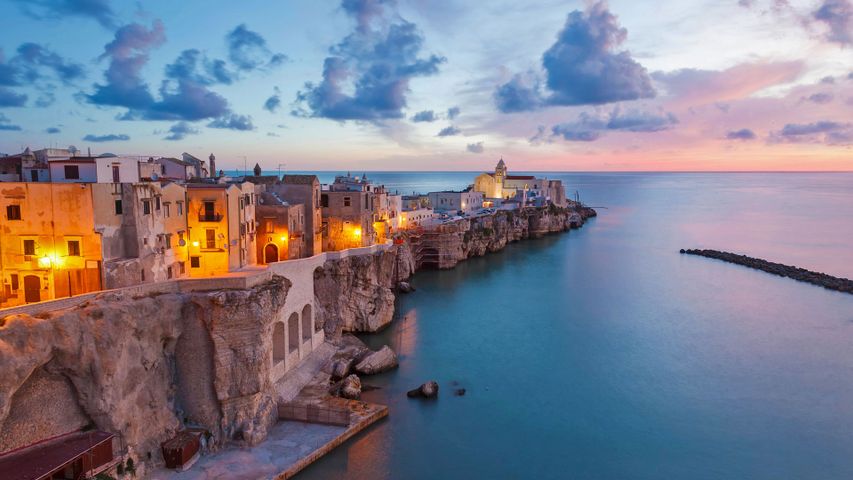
[[0, 0, 851, 171]]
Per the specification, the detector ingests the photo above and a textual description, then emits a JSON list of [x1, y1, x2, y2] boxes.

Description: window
[[264, 218, 274, 233], [67, 240, 81, 256], [164, 234, 172, 249], [167, 266, 173, 279], [142, 200, 151, 215], [190, 256, 200, 268], [161, 165, 166, 175], [6, 205, 21, 220], [64, 165, 79, 180], [203, 201, 215, 219], [343, 196, 351, 207], [155, 196, 161, 211], [205, 229, 216, 249], [178, 262, 185, 274], [112, 165, 120, 183], [321, 194, 329, 208], [114, 199, 123, 215], [23, 239, 35, 256], [177, 201, 183, 216], [164, 203, 170, 217], [10, 274, 19, 291]]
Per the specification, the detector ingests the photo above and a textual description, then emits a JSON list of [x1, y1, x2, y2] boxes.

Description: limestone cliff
[[0, 276, 291, 474]]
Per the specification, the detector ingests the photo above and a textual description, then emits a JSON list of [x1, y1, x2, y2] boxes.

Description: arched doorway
[[263, 243, 279, 264], [288, 313, 299, 353], [273, 322, 286, 365], [23, 275, 40, 303], [301, 304, 312, 347]]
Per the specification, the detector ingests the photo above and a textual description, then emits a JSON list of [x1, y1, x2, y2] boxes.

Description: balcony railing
[[197, 212, 223, 222]]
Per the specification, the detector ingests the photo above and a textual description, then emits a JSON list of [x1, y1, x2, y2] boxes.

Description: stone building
[[93, 182, 189, 288], [255, 192, 306, 264], [267, 174, 322, 256], [0, 148, 49, 182], [320, 174, 378, 251], [185, 182, 256, 276], [474, 158, 566, 207], [427, 189, 484, 213], [0, 183, 104, 307]]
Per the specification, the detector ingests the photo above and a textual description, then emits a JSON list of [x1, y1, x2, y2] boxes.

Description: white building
[[427, 190, 484, 213]]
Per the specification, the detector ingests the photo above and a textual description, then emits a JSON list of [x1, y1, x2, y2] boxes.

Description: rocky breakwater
[[681, 249, 853, 294], [0, 276, 296, 476]]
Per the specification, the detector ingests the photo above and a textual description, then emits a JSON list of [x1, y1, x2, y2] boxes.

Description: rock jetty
[[680, 249, 853, 294]]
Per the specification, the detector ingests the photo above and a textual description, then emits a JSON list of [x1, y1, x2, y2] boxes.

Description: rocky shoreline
[[680, 249, 853, 294]]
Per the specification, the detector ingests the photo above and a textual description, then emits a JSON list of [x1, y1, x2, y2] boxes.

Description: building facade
[[427, 190, 484, 213], [270, 175, 322, 256], [256, 192, 306, 264], [185, 182, 256, 276]]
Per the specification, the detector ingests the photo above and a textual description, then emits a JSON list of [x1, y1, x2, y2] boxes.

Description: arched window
[[301, 304, 312, 341], [273, 322, 286, 364], [288, 313, 299, 353]]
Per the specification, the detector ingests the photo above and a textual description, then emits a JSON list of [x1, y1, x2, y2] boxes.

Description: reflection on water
[[297, 173, 853, 480]]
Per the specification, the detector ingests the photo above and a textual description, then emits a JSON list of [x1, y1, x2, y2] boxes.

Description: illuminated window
[[23, 239, 35, 256], [6, 205, 21, 220], [67, 240, 81, 256]]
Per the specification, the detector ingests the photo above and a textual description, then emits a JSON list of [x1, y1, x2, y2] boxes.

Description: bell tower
[[209, 153, 216, 178]]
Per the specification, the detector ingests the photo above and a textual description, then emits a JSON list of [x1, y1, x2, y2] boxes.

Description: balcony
[[197, 212, 223, 222]]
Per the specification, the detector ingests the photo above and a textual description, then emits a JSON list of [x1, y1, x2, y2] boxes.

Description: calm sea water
[[284, 172, 853, 479]]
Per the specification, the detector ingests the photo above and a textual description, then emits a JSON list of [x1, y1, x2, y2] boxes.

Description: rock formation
[[407, 381, 439, 399], [354, 345, 399, 375]]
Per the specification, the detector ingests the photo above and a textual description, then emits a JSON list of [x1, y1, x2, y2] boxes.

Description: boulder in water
[[355, 345, 398, 375], [407, 380, 439, 399]]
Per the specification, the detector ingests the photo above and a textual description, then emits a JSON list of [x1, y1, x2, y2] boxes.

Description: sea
[[238, 171, 853, 479]]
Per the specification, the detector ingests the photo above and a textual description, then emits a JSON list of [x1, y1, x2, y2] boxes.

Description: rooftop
[[282, 174, 318, 185], [0, 431, 113, 480]]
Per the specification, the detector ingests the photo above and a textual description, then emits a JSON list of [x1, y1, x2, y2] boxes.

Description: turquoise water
[[288, 172, 853, 479]]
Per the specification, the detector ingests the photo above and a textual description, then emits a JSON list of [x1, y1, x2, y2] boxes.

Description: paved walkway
[[150, 421, 345, 480]]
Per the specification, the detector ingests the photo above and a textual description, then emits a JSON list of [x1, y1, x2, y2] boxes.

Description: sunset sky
[[0, 0, 850, 171]]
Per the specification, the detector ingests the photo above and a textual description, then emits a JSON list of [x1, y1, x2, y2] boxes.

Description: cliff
[[0, 276, 292, 475]]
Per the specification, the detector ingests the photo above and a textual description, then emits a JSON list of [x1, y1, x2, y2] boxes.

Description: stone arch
[[301, 304, 312, 342], [288, 312, 299, 353], [273, 321, 286, 364]]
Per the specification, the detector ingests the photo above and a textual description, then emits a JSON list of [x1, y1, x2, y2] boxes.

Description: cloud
[[652, 61, 804, 106], [46, 126, 61, 134], [163, 121, 199, 141], [548, 107, 678, 142], [226, 24, 287, 72], [267, 132, 280, 137], [208, 113, 255, 131], [83, 133, 130, 142], [466, 141, 484, 153], [770, 120, 853, 144], [164, 49, 237, 85], [495, 2, 654, 112], [805, 92, 834, 103], [726, 128, 757, 140], [0, 88, 27, 107], [294, 0, 445, 121], [411, 110, 436, 122], [447, 106, 460, 119], [0, 113, 22, 131], [264, 87, 282, 112], [0, 43, 84, 105], [11, 0, 116, 28], [813, 0, 852, 46], [437, 125, 461, 137]]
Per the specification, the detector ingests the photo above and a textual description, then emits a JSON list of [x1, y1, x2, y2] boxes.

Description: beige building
[[0, 183, 103, 307], [185, 182, 256, 276], [267, 175, 323, 256], [93, 182, 189, 288], [474, 158, 566, 207], [256, 192, 306, 264]]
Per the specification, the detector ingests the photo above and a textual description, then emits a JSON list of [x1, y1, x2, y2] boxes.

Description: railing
[[197, 212, 223, 222]]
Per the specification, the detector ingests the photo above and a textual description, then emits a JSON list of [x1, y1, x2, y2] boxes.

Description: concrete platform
[[151, 401, 387, 480]]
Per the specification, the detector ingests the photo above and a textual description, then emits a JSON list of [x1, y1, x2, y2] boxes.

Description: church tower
[[209, 153, 216, 178], [494, 158, 507, 197]]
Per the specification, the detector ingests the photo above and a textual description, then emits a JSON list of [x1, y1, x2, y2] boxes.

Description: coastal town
[[0, 148, 568, 308], [0, 147, 591, 480]]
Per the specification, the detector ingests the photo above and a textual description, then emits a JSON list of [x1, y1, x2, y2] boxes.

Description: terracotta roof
[[0, 431, 113, 480], [505, 175, 535, 180], [282, 174, 318, 185]]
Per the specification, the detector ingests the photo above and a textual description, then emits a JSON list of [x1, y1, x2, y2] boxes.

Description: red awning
[[0, 431, 114, 480]]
